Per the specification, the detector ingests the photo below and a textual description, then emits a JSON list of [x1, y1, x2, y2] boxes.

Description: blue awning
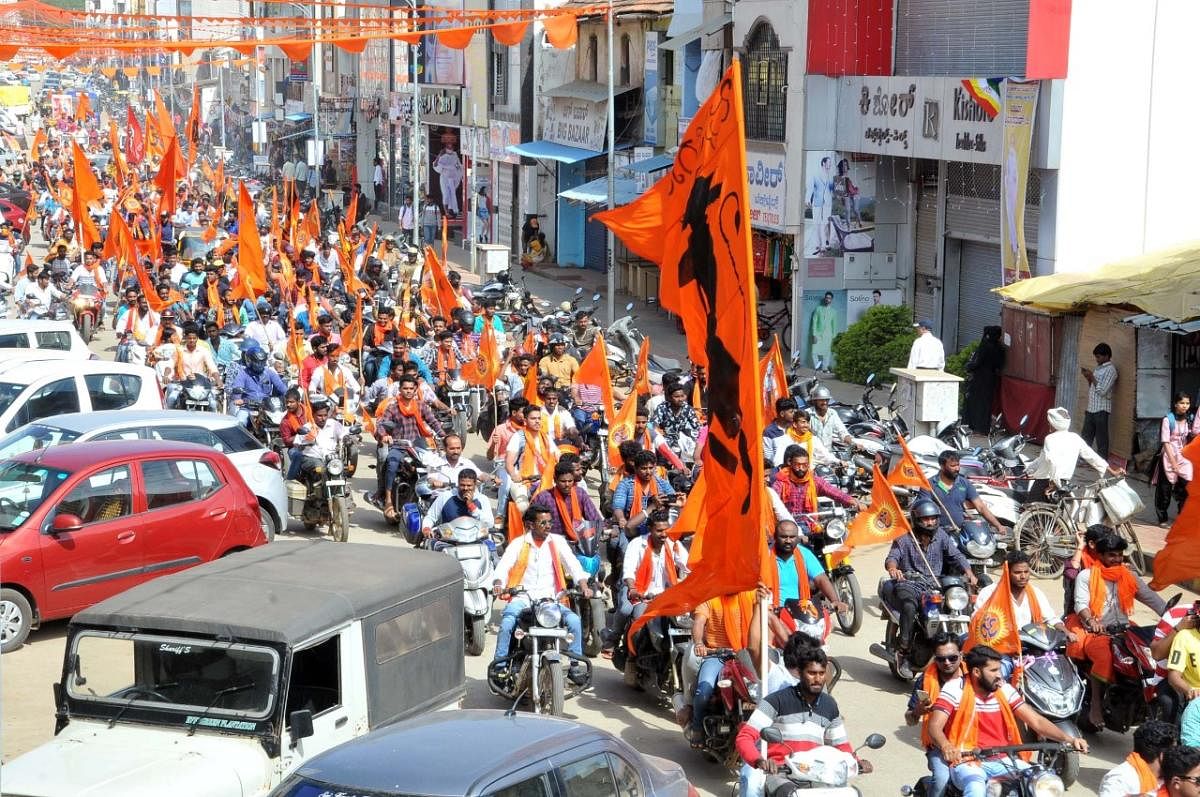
[[284, 112, 312, 123], [624, 153, 674, 173], [507, 139, 604, 164], [558, 176, 639, 206]]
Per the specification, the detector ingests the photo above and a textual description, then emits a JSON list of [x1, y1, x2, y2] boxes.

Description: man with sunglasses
[[905, 634, 964, 797], [1162, 746, 1200, 797]]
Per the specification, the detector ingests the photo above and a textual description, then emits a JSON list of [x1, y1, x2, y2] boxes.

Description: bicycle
[[757, 301, 791, 351], [1013, 475, 1145, 579]]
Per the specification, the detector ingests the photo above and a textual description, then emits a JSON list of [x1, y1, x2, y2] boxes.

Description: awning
[[624, 153, 674, 173], [284, 112, 312, 123], [507, 139, 604, 164], [661, 12, 732, 51], [1120, 313, 1200, 335], [558, 176, 639, 206], [543, 80, 638, 103], [995, 240, 1200, 323]]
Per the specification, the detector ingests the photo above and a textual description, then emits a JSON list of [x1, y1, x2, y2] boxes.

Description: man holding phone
[[1081, 342, 1117, 460], [905, 634, 966, 797], [612, 450, 680, 544]]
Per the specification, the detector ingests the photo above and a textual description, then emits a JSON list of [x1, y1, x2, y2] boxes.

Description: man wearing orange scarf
[[529, 462, 603, 540], [771, 445, 862, 522], [905, 634, 965, 797], [612, 450, 679, 543], [604, 509, 689, 657], [1098, 720, 1176, 797], [491, 505, 592, 680], [927, 645, 1087, 797], [1067, 533, 1166, 731], [375, 375, 445, 521]]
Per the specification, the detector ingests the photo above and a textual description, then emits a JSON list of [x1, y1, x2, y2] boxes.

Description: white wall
[[1054, 0, 1200, 274]]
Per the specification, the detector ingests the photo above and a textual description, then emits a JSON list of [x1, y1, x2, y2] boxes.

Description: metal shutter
[[496, 164, 515, 251], [914, 185, 940, 324], [583, 213, 607, 271], [956, 241, 1003, 352], [894, 0, 1031, 75]]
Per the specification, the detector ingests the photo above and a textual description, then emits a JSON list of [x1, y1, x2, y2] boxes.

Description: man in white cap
[[1026, 407, 1124, 487], [907, 318, 945, 370]]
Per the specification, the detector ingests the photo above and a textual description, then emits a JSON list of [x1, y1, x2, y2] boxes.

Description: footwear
[[675, 704, 693, 729], [384, 506, 397, 522]]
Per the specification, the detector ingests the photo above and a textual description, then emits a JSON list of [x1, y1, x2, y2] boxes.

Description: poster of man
[[428, 126, 465, 226], [846, 288, 904, 326], [802, 290, 847, 371], [803, 151, 877, 257]]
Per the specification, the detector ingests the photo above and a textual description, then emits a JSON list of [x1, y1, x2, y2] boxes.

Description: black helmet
[[246, 348, 268, 366], [911, 499, 941, 528]]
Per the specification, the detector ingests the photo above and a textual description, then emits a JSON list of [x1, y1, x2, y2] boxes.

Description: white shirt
[[398, 204, 415, 230], [907, 331, 946, 369], [308, 362, 361, 399], [506, 430, 561, 470], [544, 406, 576, 437], [621, 535, 689, 597], [169, 261, 189, 286], [771, 433, 836, 468], [24, 281, 65, 309], [809, 408, 849, 448], [173, 209, 198, 226], [973, 582, 1059, 628], [69, 264, 105, 288], [297, 418, 346, 458], [422, 489, 495, 531], [493, 533, 587, 601], [244, 319, 287, 352], [1098, 760, 1158, 797], [1025, 430, 1108, 481], [1074, 568, 1132, 625], [427, 457, 476, 489]]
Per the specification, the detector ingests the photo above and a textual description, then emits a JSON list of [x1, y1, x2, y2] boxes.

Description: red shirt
[[933, 677, 1025, 751], [280, 411, 305, 447]]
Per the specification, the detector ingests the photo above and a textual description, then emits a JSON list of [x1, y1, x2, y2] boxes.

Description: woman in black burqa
[[963, 325, 1006, 434]]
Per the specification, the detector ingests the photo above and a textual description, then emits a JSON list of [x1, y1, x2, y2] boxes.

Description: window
[[285, 636, 341, 722], [14, 378, 80, 429], [661, 48, 674, 86], [619, 34, 631, 86], [559, 754, 619, 797], [489, 774, 552, 797], [84, 374, 142, 412], [148, 425, 226, 452], [92, 429, 140, 442], [212, 425, 266, 454], [607, 754, 642, 797], [491, 37, 509, 104], [587, 34, 599, 82], [141, 459, 223, 510], [35, 331, 72, 351], [374, 597, 454, 664], [0, 333, 27, 348], [743, 22, 786, 142], [57, 465, 132, 525]]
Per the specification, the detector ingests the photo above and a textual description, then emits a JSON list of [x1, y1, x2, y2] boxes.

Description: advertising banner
[[803, 151, 875, 257], [644, 35, 658, 145], [1000, 80, 1039, 286], [746, 148, 786, 232]]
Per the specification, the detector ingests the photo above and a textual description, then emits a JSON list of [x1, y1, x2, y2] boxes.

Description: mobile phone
[[915, 689, 931, 704]]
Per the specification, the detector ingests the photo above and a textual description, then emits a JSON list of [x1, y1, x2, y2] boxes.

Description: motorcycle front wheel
[[538, 659, 565, 716], [80, 314, 93, 343], [453, 409, 468, 441], [330, 496, 350, 543], [833, 571, 863, 636]]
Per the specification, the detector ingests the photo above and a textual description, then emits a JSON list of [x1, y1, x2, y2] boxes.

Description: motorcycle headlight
[[824, 518, 848, 541], [326, 458, 344, 476], [966, 539, 996, 559], [450, 378, 468, 391], [186, 385, 207, 400], [944, 586, 969, 613], [72, 297, 89, 309], [535, 602, 562, 629], [1031, 772, 1065, 797]]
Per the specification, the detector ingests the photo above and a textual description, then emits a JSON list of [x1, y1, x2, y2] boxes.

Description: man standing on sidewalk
[[397, 196, 416, 246], [1081, 342, 1116, 460]]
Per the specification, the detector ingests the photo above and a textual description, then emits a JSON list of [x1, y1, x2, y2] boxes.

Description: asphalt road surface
[[0, 323, 1190, 796]]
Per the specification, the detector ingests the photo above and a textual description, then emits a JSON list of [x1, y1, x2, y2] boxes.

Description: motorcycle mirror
[[866, 373, 875, 385], [592, 293, 601, 302], [540, 300, 552, 308], [625, 302, 634, 312], [646, 296, 658, 306], [1165, 593, 1183, 612], [759, 726, 784, 744], [1018, 414, 1028, 428], [574, 287, 584, 295], [863, 733, 887, 750]]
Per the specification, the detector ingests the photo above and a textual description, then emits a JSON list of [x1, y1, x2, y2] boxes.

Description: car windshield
[[280, 781, 426, 797], [0, 381, 25, 416], [0, 423, 79, 459], [67, 632, 280, 726], [0, 461, 70, 530]]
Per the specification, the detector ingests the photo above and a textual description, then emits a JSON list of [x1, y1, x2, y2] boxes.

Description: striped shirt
[[1087, 361, 1116, 413], [932, 677, 1025, 752], [735, 686, 851, 765]]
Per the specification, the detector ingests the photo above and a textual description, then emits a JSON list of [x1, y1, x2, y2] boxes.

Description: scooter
[[1015, 622, 1084, 788], [758, 727, 885, 795], [901, 742, 1073, 797], [178, 374, 219, 412], [428, 516, 495, 657]]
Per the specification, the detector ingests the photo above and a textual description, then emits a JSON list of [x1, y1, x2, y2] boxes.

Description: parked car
[[271, 709, 693, 797], [0, 409, 287, 539], [0, 320, 93, 361], [0, 196, 27, 228], [0, 358, 161, 434], [0, 439, 268, 652], [2, 541, 466, 796]]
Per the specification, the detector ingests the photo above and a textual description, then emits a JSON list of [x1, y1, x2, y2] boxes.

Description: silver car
[[0, 410, 287, 539], [270, 709, 693, 797]]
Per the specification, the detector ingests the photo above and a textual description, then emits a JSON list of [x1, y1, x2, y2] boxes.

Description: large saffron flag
[[889, 434, 934, 492], [423, 245, 461, 317], [153, 89, 175, 142], [70, 141, 103, 249], [236, 181, 268, 299], [126, 107, 145, 165], [597, 59, 768, 637], [461, 321, 502, 390], [185, 83, 201, 163], [154, 135, 182, 216], [1150, 437, 1200, 589], [828, 466, 910, 566], [965, 563, 1022, 655], [574, 334, 616, 424], [607, 394, 638, 468]]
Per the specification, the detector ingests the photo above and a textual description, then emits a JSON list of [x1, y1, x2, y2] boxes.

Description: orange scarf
[[631, 475, 660, 514], [776, 469, 819, 515], [393, 396, 433, 438], [552, 487, 582, 541], [436, 347, 455, 376], [919, 661, 966, 747], [506, 536, 567, 595], [206, 280, 224, 327], [634, 538, 679, 595], [1088, 563, 1138, 620], [319, 365, 345, 402], [1125, 752, 1158, 795], [945, 678, 1029, 761], [784, 553, 812, 603], [720, 590, 757, 652], [519, 427, 553, 479], [372, 321, 391, 347]]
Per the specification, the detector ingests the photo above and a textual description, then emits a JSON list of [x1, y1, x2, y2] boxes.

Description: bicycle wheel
[[1116, 521, 1147, 576], [1015, 504, 1073, 578]]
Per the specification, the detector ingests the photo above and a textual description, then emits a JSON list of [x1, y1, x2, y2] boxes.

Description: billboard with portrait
[[802, 151, 876, 257]]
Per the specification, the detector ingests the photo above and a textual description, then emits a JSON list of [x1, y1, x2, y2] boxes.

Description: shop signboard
[[419, 87, 462, 126], [490, 121, 521, 165], [543, 96, 606, 152], [746, 148, 786, 232]]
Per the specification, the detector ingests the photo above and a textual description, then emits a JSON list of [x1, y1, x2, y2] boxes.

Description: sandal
[[384, 506, 397, 522]]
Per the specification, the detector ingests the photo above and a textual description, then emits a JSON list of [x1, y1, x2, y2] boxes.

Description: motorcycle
[[476, 269, 531, 312], [568, 520, 611, 658], [486, 586, 592, 716], [798, 499, 863, 636], [69, 281, 102, 343], [477, 381, 510, 442], [612, 608, 693, 699], [436, 370, 471, 440], [249, 396, 286, 453], [606, 303, 683, 387], [870, 572, 973, 680], [901, 742, 1073, 797], [1015, 622, 1084, 788], [955, 519, 1003, 586], [671, 647, 760, 767], [758, 727, 885, 795], [290, 446, 354, 542], [177, 374, 219, 413], [381, 439, 441, 540], [428, 516, 496, 657]]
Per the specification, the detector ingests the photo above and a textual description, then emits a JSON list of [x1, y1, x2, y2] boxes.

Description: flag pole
[[604, 0, 616, 327], [759, 589, 770, 763]]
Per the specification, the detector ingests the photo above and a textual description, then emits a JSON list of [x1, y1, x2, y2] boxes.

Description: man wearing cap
[[908, 319, 946, 370]]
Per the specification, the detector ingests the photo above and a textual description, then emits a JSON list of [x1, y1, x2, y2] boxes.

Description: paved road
[[1, 319, 1192, 795]]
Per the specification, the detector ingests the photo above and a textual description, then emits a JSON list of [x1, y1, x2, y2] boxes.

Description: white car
[[0, 358, 161, 434], [0, 320, 93, 361], [0, 410, 287, 539]]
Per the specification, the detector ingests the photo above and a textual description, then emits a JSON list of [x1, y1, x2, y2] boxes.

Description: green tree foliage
[[831, 305, 917, 384]]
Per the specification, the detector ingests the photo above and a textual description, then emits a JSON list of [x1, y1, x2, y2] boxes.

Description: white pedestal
[[889, 367, 964, 437], [476, 244, 510, 276]]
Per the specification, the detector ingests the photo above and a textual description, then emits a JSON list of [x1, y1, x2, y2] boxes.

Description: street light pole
[[605, 0, 616, 324], [411, 0, 421, 251], [312, 3, 322, 198], [218, 54, 228, 151]]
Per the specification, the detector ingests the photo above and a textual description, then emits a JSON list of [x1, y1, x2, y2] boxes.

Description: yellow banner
[[1000, 79, 1039, 286]]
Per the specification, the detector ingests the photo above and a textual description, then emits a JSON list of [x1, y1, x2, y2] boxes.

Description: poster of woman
[[803, 151, 877, 257]]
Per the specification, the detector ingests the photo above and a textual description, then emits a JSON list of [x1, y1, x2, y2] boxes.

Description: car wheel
[[0, 588, 32, 654], [258, 504, 279, 542]]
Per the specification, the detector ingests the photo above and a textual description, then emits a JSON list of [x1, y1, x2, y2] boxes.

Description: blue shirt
[[473, 315, 505, 334], [920, 475, 980, 530], [1183, 692, 1200, 747], [775, 546, 826, 604], [613, 475, 675, 537], [227, 366, 287, 404]]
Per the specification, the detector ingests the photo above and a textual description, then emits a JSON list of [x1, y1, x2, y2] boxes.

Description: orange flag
[[342, 296, 365, 354], [286, 317, 307, 373], [965, 563, 1022, 655], [441, 214, 449, 264], [1150, 436, 1200, 589], [574, 334, 616, 423], [506, 498, 526, 542], [888, 434, 934, 492], [185, 83, 201, 163], [236, 181, 268, 299], [75, 92, 92, 122], [28, 128, 46, 163], [599, 60, 768, 638], [523, 368, 540, 404], [461, 321, 502, 389], [828, 466, 910, 566], [759, 335, 788, 421], [153, 89, 174, 141], [344, 189, 358, 235], [154, 135, 182, 216], [107, 120, 127, 187], [423, 245, 461, 317], [70, 141, 103, 248], [634, 335, 652, 396], [606, 394, 639, 469]]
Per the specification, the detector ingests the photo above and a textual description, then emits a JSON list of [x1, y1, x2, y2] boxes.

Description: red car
[[0, 197, 27, 230], [0, 439, 268, 652]]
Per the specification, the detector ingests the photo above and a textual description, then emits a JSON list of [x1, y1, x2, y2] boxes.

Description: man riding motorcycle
[[529, 461, 603, 540], [293, 397, 348, 483], [165, 323, 223, 410], [972, 550, 1069, 679], [374, 375, 445, 522], [771, 445, 864, 529], [905, 633, 966, 797], [807, 385, 852, 449], [922, 450, 1006, 540], [228, 347, 288, 430], [421, 468, 495, 545], [20, 269, 67, 319], [604, 509, 689, 656]]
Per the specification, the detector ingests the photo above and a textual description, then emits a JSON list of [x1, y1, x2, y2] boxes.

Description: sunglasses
[[1177, 776, 1200, 785], [934, 654, 961, 663]]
